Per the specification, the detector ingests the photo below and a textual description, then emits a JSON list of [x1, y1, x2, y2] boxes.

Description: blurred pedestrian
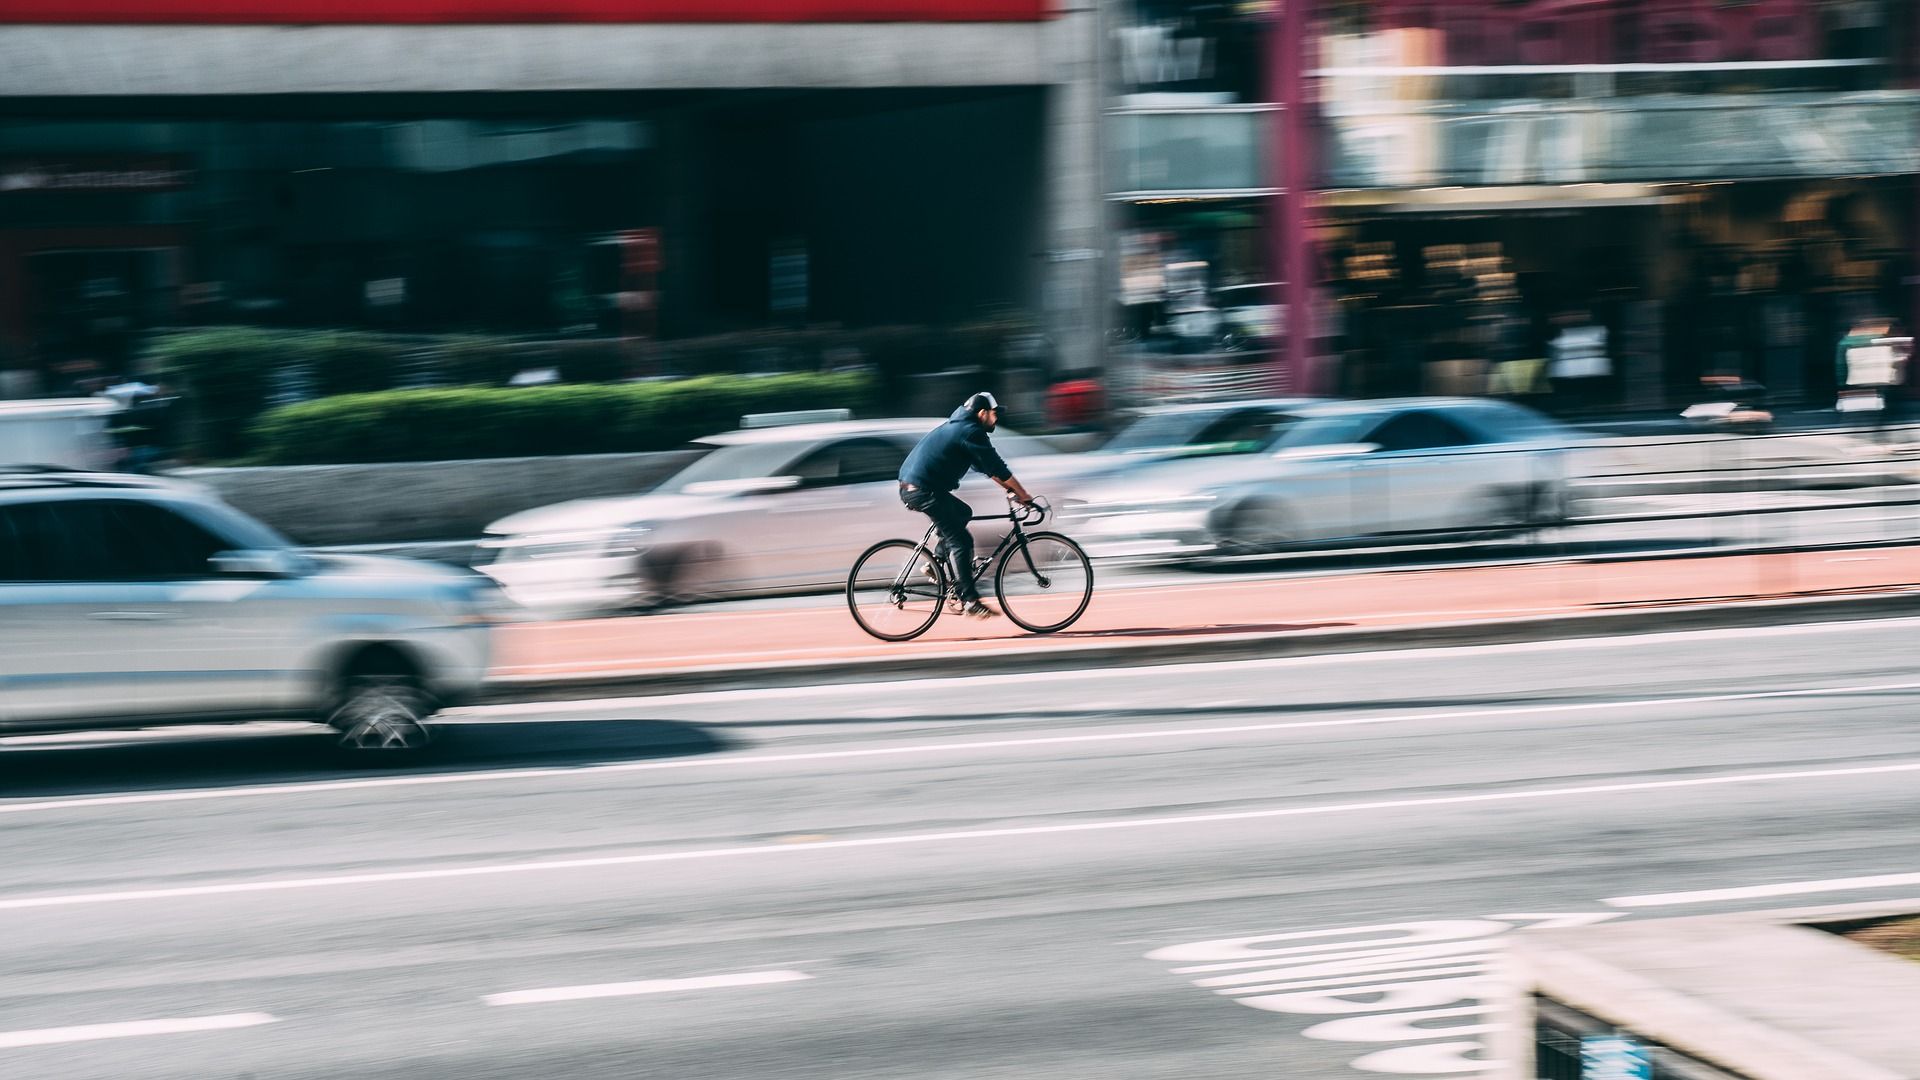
[[1835, 315, 1902, 423], [1547, 310, 1612, 416]]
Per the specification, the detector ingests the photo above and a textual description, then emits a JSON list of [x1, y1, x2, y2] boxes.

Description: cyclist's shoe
[[963, 600, 1000, 620]]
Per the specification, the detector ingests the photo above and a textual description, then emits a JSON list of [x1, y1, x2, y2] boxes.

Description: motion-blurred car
[[0, 398, 121, 471], [0, 468, 496, 751], [1090, 398, 1321, 468], [1067, 398, 1575, 558], [477, 417, 1084, 615], [1213, 283, 1283, 352]]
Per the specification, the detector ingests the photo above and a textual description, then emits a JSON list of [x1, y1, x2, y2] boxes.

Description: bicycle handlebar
[[1009, 493, 1050, 526]]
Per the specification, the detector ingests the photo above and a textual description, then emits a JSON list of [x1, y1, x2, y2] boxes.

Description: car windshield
[[986, 426, 1055, 460], [1100, 412, 1219, 454], [1459, 403, 1574, 442], [659, 441, 809, 493], [1271, 412, 1380, 449], [1102, 409, 1299, 457]]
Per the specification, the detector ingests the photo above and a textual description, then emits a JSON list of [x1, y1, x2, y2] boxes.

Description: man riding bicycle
[[898, 392, 1036, 619]]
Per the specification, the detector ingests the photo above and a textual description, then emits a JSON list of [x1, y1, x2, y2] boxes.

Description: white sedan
[[476, 418, 1081, 615], [1067, 398, 1575, 558]]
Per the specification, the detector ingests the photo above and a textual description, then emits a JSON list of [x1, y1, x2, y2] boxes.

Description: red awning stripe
[[0, 0, 1052, 23]]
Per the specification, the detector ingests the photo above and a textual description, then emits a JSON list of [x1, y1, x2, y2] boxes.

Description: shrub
[[248, 372, 879, 464]]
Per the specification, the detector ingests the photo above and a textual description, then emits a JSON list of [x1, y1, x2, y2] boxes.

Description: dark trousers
[[900, 485, 978, 602]]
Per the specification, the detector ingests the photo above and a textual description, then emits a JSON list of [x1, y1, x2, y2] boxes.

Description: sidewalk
[[490, 544, 1920, 689]]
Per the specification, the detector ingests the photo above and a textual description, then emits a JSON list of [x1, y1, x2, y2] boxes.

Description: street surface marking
[[9, 678, 1920, 816], [484, 969, 812, 1006], [1150, 916, 1623, 1077], [6, 759, 1920, 911], [0, 1013, 277, 1049], [1605, 871, 1920, 908], [468, 615, 1920, 716]]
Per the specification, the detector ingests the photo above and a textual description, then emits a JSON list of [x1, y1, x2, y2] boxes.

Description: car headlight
[[483, 526, 650, 562]]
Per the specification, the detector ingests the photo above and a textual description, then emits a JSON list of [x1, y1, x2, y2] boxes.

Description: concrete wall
[[175, 450, 706, 546], [177, 429, 1103, 546]]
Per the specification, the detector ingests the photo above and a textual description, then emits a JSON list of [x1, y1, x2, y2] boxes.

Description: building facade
[[0, 1, 1106, 393], [1108, 0, 1920, 408]]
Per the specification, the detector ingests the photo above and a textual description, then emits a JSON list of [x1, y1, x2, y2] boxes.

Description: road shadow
[[0, 718, 727, 800]]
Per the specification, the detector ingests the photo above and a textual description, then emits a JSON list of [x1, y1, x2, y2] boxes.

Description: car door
[[762, 437, 910, 588], [0, 499, 171, 726], [1363, 411, 1486, 537], [99, 498, 309, 717]]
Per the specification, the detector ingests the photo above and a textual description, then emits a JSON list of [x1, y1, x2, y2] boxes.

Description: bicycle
[[846, 495, 1094, 641]]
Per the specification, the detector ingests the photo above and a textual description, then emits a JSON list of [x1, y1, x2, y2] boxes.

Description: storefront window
[[0, 116, 655, 367], [1115, 0, 1270, 105]]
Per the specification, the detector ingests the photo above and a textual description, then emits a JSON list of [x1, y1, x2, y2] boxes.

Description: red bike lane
[[490, 546, 1920, 681]]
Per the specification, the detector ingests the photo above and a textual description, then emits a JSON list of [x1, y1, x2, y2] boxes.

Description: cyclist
[[898, 392, 1036, 619]]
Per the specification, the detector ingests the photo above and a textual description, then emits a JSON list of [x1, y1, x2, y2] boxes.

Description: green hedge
[[248, 373, 879, 465]]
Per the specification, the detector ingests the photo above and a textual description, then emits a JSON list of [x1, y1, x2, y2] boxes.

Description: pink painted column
[[1271, 0, 1318, 393]]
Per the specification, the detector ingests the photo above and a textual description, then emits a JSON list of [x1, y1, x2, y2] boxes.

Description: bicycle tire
[[847, 538, 947, 642], [994, 531, 1094, 634]]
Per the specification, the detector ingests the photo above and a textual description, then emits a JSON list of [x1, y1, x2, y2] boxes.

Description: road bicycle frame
[[892, 501, 1053, 601]]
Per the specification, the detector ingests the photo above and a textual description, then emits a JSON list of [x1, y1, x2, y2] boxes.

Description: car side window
[[789, 439, 907, 488], [0, 501, 110, 581], [1368, 413, 1480, 453], [108, 502, 231, 579], [0, 499, 228, 582], [0, 505, 35, 582], [838, 439, 909, 485]]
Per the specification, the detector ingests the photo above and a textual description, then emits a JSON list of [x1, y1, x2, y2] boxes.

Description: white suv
[[0, 469, 494, 753]]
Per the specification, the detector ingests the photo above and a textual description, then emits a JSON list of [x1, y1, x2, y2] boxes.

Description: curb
[[477, 587, 1920, 704]]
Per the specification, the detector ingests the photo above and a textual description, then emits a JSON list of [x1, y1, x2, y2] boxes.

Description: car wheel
[[633, 543, 722, 613], [330, 672, 434, 755], [1218, 500, 1293, 557]]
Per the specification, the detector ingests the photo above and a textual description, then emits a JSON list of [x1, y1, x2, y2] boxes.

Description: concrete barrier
[[1496, 899, 1920, 1080], [173, 450, 705, 545], [174, 432, 1102, 546]]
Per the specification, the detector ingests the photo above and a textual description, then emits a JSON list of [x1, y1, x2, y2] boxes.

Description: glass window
[[789, 438, 908, 488], [1104, 411, 1219, 453], [1193, 409, 1299, 450], [1367, 412, 1481, 452], [0, 499, 227, 582]]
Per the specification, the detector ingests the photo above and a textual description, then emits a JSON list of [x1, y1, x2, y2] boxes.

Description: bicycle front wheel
[[847, 539, 947, 641], [994, 531, 1094, 634]]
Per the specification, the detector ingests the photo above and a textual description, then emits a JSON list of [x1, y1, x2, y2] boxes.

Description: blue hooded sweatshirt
[[898, 405, 1012, 493]]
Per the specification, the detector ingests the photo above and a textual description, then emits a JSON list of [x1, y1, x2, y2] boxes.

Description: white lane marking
[[484, 969, 812, 1006], [0, 723, 313, 747], [465, 614, 1920, 717], [9, 678, 1920, 817], [1604, 871, 1920, 908], [6, 758, 1920, 912], [0, 1013, 277, 1049]]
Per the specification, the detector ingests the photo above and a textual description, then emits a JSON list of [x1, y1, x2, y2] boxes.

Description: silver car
[[0, 469, 494, 752], [479, 418, 1082, 615], [1069, 398, 1575, 558]]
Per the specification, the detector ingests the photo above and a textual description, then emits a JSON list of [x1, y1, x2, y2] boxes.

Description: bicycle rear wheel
[[847, 539, 947, 641], [994, 531, 1093, 634]]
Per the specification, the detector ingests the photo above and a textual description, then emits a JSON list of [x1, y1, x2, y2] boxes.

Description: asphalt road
[[6, 618, 1920, 1078]]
